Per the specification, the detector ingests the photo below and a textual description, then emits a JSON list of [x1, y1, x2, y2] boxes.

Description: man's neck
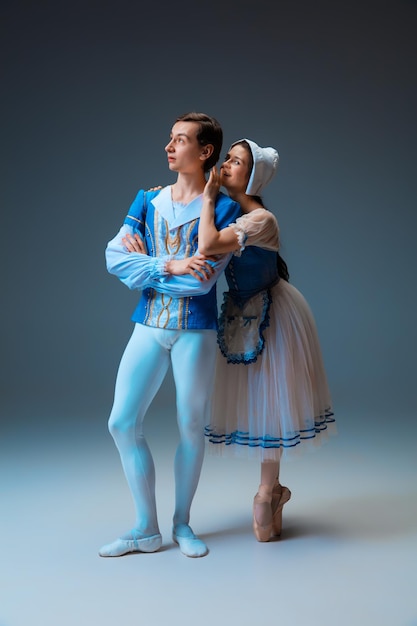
[[171, 172, 207, 205]]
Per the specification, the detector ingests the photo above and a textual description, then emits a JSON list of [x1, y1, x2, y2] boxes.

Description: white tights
[[108, 323, 217, 536]]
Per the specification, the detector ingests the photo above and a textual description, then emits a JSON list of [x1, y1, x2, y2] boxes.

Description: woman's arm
[[198, 167, 241, 256]]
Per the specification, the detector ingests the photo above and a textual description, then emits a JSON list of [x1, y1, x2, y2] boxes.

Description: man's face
[[165, 121, 203, 174]]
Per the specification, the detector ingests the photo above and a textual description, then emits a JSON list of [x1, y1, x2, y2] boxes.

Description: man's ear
[[200, 144, 214, 161]]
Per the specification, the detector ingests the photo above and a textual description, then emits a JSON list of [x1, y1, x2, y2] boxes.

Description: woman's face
[[220, 144, 251, 193]]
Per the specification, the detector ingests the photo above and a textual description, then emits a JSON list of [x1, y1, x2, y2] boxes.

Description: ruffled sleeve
[[229, 208, 280, 256]]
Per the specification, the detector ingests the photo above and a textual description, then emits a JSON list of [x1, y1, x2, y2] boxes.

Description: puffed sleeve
[[229, 208, 280, 255]]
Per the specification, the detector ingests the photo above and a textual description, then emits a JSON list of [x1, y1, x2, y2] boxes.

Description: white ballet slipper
[[99, 532, 162, 557], [172, 525, 208, 558]]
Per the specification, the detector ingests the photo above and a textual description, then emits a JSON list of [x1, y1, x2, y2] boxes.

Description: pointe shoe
[[99, 532, 162, 557], [271, 482, 291, 537], [172, 524, 208, 558], [253, 488, 273, 542]]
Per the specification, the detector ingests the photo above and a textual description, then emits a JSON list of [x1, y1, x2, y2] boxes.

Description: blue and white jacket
[[105, 186, 241, 330]]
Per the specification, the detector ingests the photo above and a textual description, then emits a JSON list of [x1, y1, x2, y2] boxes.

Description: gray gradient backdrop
[[1, 1, 417, 624], [2, 0, 415, 425]]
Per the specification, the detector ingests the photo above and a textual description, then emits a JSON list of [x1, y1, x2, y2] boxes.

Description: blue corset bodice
[[225, 247, 279, 304]]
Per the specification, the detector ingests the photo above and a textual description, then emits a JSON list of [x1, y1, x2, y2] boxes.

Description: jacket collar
[[151, 186, 203, 229]]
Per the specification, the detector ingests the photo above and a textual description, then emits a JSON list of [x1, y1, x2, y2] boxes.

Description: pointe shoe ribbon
[[271, 483, 291, 537], [99, 532, 162, 557]]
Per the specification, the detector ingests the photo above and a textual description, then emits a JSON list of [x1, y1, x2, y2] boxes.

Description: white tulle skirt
[[205, 280, 335, 461]]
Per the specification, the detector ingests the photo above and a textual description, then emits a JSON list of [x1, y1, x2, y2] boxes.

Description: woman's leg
[[260, 459, 281, 490], [253, 460, 281, 537], [253, 453, 291, 540]]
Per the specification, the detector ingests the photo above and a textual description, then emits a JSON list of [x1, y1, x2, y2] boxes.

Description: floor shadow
[[201, 490, 417, 544]]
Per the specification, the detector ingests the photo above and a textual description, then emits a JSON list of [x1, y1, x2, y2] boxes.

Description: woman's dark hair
[[276, 252, 290, 282], [234, 141, 290, 282], [175, 112, 223, 172]]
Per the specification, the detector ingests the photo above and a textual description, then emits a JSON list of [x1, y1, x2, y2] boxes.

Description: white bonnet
[[232, 138, 279, 195]]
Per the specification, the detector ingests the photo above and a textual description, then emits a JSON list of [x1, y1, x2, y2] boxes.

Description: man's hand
[[122, 233, 146, 254], [166, 255, 217, 281]]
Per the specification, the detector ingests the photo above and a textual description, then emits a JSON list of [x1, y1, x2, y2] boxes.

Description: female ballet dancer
[[198, 138, 335, 542]]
